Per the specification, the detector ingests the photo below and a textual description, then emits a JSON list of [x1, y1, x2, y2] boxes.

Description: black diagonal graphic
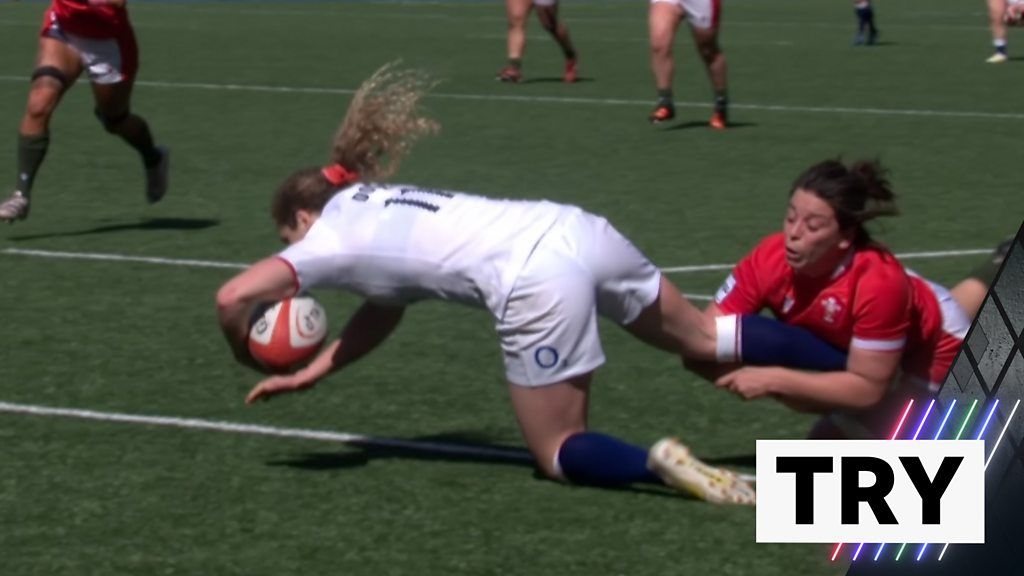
[[846, 223, 1024, 576]]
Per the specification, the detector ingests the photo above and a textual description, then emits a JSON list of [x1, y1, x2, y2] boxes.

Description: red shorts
[[40, 8, 138, 84]]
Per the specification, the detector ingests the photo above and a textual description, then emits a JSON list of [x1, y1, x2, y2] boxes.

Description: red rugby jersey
[[716, 233, 956, 385], [51, 0, 130, 38]]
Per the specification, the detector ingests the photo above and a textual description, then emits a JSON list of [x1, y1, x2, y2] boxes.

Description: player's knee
[[25, 91, 58, 123], [697, 40, 721, 61], [650, 41, 672, 58], [94, 107, 130, 134], [25, 67, 67, 121]]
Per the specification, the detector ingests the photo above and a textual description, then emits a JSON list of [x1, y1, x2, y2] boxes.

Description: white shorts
[[43, 12, 136, 85], [651, 0, 721, 29], [533, 0, 557, 7], [496, 209, 662, 387]]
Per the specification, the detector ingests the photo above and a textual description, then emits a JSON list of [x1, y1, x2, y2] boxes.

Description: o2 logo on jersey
[[756, 440, 984, 544], [534, 347, 560, 369]]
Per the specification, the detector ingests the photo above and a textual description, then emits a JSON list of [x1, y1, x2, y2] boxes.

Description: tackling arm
[[717, 345, 901, 411]]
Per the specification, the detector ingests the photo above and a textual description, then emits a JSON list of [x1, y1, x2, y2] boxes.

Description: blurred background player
[[950, 235, 1015, 317], [216, 64, 754, 504], [695, 159, 976, 439], [1008, 0, 1024, 25], [0, 0, 168, 223], [496, 0, 578, 83], [987, 0, 1012, 62], [852, 0, 879, 46], [647, 0, 727, 127]]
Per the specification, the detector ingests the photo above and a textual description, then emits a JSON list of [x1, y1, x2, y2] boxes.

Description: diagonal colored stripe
[[985, 399, 1022, 469], [873, 543, 886, 561], [830, 543, 844, 562], [975, 400, 1001, 440], [912, 399, 936, 440], [955, 399, 979, 440], [933, 399, 957, 440], [891, 399, 916, 440]]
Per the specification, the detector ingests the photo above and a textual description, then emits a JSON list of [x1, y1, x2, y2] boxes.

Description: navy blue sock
[[557, 432, 662, 487], [739, 314, 848, 372]]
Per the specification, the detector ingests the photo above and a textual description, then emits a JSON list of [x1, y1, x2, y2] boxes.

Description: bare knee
[[651, 40, 673, 59], [696, 41, 720, 63], [24, 81, 64, 125]]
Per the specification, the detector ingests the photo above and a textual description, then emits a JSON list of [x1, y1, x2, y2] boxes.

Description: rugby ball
[[248, 295, 328, 371]]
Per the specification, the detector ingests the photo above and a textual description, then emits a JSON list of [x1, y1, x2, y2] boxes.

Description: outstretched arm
[[245, 301, 405, 404]]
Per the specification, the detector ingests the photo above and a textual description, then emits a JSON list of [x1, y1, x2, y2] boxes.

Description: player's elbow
[[216, 282, 245, 312], [851, 381, 889, 410]]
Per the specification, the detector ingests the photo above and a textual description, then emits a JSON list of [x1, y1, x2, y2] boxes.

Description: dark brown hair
[[791, 159, 899, 245], [272, 63, 440, 228]]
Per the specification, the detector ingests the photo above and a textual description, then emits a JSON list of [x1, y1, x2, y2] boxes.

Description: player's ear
[[294, 209, 319, 234], [837, 226, 856, 251]]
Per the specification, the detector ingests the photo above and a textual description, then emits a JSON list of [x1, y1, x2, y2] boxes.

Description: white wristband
[[715, 314, 741, 362]]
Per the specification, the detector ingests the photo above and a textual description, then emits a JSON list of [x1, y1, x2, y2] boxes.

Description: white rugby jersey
[[278, 183, 570, 318]]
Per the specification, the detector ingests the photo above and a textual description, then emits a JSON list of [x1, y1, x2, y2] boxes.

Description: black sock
[[855, 6, 868, 33], [563, 48, 576, 61], [16, 132, 49, 198], [714, 91, 728, 113], [657, 88, 673, 108], [117, 117, 162, 168], [508, 58, 523, 70]]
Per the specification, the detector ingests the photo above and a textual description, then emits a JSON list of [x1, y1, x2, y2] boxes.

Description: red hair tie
[[321, 164, 359, 186]]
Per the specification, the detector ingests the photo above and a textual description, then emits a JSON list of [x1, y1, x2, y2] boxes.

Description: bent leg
[[508, 375, 661, 486], [535, 3, 576, 60]]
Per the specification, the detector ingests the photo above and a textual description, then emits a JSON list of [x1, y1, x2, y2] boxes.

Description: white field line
[[0, 400, 532, 462], [3, 246, 993, 277], [2, 248, 246, 270], [0, 400, 757, 483], [1, 76, 1022, 121], [0, 247, 713, 299]]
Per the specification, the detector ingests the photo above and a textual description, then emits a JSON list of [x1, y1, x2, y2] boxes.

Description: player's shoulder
[[852, 244, 904, 277], [851, 244, 911, 294], [746, 232, 788, 267]]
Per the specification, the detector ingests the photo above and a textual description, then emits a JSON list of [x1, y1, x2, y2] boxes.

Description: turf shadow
[[266, 431, 533, 470], [7, 217, 220, 241], [663, 120, 758, 131], [521, 77, 595, 84], [267, 433, 752, 501]]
